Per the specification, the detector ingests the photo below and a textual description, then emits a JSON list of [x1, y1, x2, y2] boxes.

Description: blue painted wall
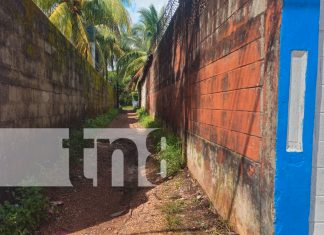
[[275, 0, 320, 234]]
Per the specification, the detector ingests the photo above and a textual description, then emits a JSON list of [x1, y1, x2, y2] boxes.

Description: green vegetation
[[137, 108, 159, 128], [122, 106, 134, 111], [162, 200, 185, 229], [0, 109, 120, 234], [0, 188, 48, 235], [0, 109, 119, 234], [137, 108, 185, 176], [84, 108, 119, 128], [66, 108, 119, 159], [32, 0, 131, 77], [117, 74, 133, 106], [32, 0, 165, 88], [117, 5, 164, 91], [157, 134, 184, 177], [162, 200, 185, 214], [165, 214, 182, 229], [132, 92, 139, 102], [33, 1, 166, 105]]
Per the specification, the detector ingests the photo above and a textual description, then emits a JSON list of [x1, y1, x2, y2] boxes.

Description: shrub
[[136, 108, 147, 119], [0, 188, 48, 235]]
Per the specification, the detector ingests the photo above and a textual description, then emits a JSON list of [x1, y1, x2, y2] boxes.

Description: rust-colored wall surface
[[0, 0, 115, 128], [141, 0, 281, 234]]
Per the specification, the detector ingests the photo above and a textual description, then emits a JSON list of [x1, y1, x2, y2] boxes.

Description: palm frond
[[32, 0, 60, 15], [50, 2, 92, 65], [49, 2, 74, 40]]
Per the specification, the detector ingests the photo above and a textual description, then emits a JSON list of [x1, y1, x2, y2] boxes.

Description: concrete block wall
[[0, 0, 115, 128], [140, 0, 282, 234]]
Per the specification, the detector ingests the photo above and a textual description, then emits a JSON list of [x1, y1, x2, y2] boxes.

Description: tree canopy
[[33, 0, 131, 75], [33, 0, 164, 91], [117, 4, 164, 90]]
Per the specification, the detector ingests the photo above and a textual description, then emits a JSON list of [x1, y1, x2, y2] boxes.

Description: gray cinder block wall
[[0, 0, 115, 128]]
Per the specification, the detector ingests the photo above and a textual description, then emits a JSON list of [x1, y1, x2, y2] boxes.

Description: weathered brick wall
[[0, 0, 115, 128], [141, 0, 281, 234]]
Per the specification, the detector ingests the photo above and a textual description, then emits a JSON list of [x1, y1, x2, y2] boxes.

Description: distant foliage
[[132, 92, 139, 102], [120, 92, 132, 106]]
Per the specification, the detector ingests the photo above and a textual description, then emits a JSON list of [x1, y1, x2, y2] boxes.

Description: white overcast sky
[[127, 0, 168, 24]]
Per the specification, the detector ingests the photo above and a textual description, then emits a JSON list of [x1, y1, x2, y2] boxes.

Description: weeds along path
[[39, 109, 232, 235]]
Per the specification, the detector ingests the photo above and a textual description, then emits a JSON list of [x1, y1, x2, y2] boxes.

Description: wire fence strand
[[150, 0, 208, 52], [150, 0, 180, 51]]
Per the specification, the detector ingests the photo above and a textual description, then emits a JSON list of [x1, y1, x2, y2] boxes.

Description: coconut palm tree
[[137, 5, 160, 47], [95, 25, 125, 78], [33, 0, 131, 66], [117, 32, 149, 81], [117, 4, 163, 84]]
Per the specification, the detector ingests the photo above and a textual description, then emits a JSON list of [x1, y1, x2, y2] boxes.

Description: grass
[[162, 200, 185, 214], [165, 214, 182, 229], [136, 108, 160, 128], [162, 200, 186, 229], [157, 133, 184, 177], [122, 106, 134, 111], [84, 108, 119, 128], [211, 221, 233, 235], [136, 108, 185, 177]]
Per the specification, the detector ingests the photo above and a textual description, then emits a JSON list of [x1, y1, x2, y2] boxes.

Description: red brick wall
[[141, 0, 281, 234]]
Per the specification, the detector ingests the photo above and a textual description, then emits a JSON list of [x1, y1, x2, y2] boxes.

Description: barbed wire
[[149, 0, 208, 52], [150, 0, 180, 51]]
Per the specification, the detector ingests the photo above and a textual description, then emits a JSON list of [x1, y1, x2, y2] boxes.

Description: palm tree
[[33, 0, 131, 66], [95, 25, 125, 78], [137, 5, 160, 48], [117, 4, 163, 85], [117, 32, 149, 81]]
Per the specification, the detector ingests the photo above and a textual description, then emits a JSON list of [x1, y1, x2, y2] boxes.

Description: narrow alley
[[1, 0, 323, 234], [39, 110, 231, 235]]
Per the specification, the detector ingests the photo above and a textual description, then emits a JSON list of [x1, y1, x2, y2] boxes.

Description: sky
[[127, 0, 168, 24]]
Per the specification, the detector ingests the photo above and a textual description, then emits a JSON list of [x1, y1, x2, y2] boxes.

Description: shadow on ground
[[39, 110, 234, 234]]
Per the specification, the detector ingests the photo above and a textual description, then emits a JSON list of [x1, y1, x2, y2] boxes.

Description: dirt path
[[108, 110, 141, 128], [39, 110, 232, 235]]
